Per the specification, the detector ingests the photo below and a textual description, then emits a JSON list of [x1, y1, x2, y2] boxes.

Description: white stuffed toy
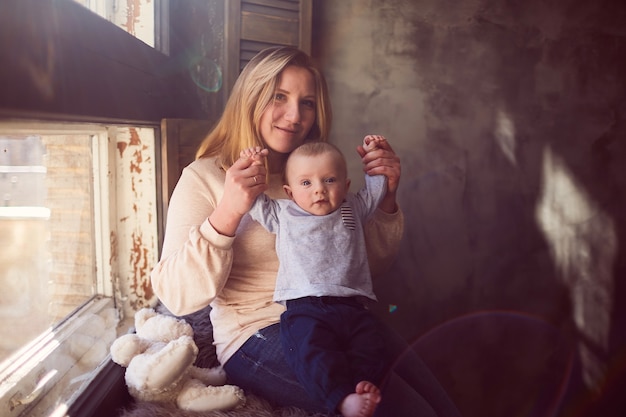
[[110, 308, 246, 412]]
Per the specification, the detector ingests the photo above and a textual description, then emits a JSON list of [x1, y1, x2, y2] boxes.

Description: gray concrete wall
[[312, 1, 626, 416]]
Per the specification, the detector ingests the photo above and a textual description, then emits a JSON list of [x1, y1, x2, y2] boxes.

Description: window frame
[[73, 0, 170, 53], [0, 1, 183, 415], [0, 0, 315, 414], [0, 120, 159, 417]]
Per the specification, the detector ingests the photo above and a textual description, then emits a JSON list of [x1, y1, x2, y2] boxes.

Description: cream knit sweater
[[151, 156, 404, 364]]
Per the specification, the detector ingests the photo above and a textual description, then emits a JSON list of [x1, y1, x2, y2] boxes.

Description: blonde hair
[[195, 46, 332, 169]]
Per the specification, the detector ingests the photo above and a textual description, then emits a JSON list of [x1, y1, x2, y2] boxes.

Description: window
[[73, 0, 157, 48], [0, 121, 158, 417]]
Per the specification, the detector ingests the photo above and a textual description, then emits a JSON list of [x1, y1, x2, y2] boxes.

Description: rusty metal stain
[[130, 149, 143, 174], [123, 0, 151, 37], [129, 230, 154, 308], [118, 127, 156, 310], [127, 128, 143, 174], [115, 126, 158, 315], [129, 127, 141, 146], [117, 141, 128, 158]]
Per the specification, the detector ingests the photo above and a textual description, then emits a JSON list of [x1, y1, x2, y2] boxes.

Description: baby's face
[[283, 151, 350, 216]]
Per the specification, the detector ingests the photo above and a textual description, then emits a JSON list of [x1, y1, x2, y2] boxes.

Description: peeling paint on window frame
[[74, 0, 156, 48], [0, 120, 159, 417]]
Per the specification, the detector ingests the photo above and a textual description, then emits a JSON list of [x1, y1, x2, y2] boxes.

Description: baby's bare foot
[[363, 135, 386, 153], [355, 380, 381, 398], [239, 146, 267, 165], [339, 381, 381, 417], [240, 146, 261, 160]]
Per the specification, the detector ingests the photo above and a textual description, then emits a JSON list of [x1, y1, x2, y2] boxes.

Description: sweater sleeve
[[150, 160, 234, 316], [364, 206, 404, 278]]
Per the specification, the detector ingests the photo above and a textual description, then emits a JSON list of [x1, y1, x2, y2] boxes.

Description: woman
[[151, 46, 460, 417]]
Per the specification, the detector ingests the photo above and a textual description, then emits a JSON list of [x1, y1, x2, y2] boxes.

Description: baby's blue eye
[[302, 180, 311, 186], [325, 178, 336, 184]]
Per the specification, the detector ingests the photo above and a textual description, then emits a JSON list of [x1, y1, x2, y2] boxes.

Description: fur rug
[[118, 395, 331, 417], [115, 305, 332, 417]]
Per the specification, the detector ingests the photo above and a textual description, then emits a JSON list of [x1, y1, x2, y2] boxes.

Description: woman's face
[[259, 65, 316, 155]]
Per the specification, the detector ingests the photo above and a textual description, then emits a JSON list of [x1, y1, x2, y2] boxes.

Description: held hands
[[209, 146, 268, 236], [226, 146, 268, 213], [362, 134, 386, 153], [239, 146, 268, 168], [357, 135, 401, 213]]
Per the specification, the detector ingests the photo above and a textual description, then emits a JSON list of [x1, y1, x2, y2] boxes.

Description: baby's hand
[[363, 135, 387, 153], [240, 146, 268, 166]]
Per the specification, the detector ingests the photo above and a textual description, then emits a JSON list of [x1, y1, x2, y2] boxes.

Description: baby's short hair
[[284, 141, 347, 183]]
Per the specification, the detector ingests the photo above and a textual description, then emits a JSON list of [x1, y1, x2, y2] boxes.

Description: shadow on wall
[[313, 1, 626, 416], [412, 310, 575, 417]]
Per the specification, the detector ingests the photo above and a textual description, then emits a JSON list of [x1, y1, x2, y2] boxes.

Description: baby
[[241, 135, 388, 417]]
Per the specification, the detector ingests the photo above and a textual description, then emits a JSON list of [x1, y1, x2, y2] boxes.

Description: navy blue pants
[[280, 296, 387, 413], [224, 321, 463, 417]]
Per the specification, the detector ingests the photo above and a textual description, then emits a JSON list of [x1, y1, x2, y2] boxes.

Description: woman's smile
[[259, 65, 316, 155]]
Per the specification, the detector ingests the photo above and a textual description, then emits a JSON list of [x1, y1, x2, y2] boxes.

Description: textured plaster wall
[[313, 1, 626, 416]]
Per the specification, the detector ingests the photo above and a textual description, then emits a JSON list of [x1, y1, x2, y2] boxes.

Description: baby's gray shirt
[[248, 174, 387, 303]]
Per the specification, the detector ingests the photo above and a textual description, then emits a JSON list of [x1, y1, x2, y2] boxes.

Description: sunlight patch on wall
[[495, 109, 517, 165], [535, 145, 616, 391]]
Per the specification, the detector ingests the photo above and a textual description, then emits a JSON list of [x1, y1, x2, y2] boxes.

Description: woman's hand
[[357, 137, 401, 214], [209, 147, 269, 236]]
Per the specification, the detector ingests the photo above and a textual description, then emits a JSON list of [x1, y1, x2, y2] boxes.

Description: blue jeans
[[223, 321, 462, 417]]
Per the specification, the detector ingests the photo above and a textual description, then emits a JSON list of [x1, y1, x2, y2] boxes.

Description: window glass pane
[[0, 122, 158, 417], [0, 133, 97, 364]]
